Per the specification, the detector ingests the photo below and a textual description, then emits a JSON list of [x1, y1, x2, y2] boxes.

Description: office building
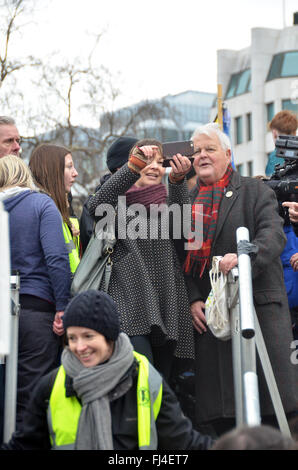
[[216, 14, 298, 176]]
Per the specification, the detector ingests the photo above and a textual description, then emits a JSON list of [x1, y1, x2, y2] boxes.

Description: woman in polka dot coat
[[88, 139, 195, 381]]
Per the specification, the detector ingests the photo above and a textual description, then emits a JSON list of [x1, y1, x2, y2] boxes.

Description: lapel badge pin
[[226, 191, 233, 198]]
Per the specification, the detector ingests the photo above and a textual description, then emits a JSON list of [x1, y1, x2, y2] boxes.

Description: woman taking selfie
[[87, 139, 194, 381]]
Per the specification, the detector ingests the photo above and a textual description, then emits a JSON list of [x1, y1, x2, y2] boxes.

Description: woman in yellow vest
[[29, 144, 80, 274], [1, 290, 213, 451], [29, 144, 81, 335]]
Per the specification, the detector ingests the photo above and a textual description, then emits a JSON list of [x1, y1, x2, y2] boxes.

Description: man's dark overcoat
[[183, 171, 298, 424]]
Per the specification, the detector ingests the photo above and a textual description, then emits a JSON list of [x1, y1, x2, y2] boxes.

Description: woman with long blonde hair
[[0, 155, 71, 430]]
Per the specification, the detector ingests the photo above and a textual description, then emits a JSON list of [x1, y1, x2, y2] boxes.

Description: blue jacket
[[3, 190, 71, 311], [280, 224, 298, 309]]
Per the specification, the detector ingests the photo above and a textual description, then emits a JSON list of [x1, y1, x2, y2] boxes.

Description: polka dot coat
[[88, 164, 194, 359]]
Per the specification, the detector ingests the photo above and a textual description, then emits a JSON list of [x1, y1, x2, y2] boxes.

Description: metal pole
[[236, 227, 261, 426], [0, 202, 11, 357], [217, 84, 223, 131], [227, 268, 244, 426], [3, 273, 20, 442], [229, 227, 291, 434], [237, 227, 255, 339], [253, 310, 291, 437], [0, 201, 11, 442], [282, 0, 286, 28], [243, 372, 261, 426]]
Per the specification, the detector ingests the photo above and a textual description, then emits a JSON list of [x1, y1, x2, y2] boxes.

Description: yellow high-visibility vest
[[62, 217, 80, 274], [47, 351, 163, 450]]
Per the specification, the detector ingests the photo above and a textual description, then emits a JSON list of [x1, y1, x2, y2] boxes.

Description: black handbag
[[70, 224, 116, 296]]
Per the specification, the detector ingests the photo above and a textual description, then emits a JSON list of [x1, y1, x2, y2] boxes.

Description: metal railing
[[0, 202, 20, 442], [227, 227, 291, 437]]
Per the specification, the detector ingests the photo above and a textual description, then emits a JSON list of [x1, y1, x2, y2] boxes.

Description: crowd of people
[[0, 112, 297, 451]]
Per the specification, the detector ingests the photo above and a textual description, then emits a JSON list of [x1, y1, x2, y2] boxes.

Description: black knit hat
[[62, 290, 120, 341], [106, 136, 138, 173]]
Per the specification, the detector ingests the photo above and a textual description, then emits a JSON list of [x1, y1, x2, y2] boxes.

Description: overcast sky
[[6, 0, 298, 127], [30, 0, 297, 102]]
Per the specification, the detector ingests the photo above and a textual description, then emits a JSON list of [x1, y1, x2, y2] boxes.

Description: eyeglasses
[[2, 138, 22, 147]]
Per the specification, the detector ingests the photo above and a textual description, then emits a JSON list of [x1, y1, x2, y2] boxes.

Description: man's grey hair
[[191, 122, 231, 151], [0, 116, 16, 126]]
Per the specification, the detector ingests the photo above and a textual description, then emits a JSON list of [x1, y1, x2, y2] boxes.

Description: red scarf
[[184, 164, 233, 277]]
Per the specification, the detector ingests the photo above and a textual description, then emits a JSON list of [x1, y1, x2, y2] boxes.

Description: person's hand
[[53, 311, 64, 336], [128, 145, 159, 174], [190, 300, 207, 334], [282, 201, 298, 223], [71, 223, 80, 238], [219, 253, 238, 275], [137, 145, 159, 162], [169, 153, 192, 183], [290, 253, 298, 271]]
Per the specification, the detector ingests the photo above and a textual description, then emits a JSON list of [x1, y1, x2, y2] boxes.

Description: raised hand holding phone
[[169, 153, 192, 183]]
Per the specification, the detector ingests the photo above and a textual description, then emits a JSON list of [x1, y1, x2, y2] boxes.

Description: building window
[[266, 102, 275, 123], [282, 51, 298, 76], [236, 69, 251, 95], [236, 164, 243, 175], [225, 69, 251, 99], [267, 51, 298, 81], [226, 74, 238, 99], [246, 113, 252, 141], [247, 161, 253, 176], [235, 116, 243, 145], [282, 99, 298, 117], [267, 53, 284, 81]]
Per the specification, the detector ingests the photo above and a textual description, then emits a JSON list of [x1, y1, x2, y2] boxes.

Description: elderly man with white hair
[[179, 123, 298, 437]]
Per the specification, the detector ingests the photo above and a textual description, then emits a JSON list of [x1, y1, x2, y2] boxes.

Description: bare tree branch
[[0, 0, 40, 86], [0, 5, 177, 210]]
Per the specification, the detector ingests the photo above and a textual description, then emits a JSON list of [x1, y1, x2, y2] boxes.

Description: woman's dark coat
[[1, 361, 213, 450], [182, 171, 298, 424]]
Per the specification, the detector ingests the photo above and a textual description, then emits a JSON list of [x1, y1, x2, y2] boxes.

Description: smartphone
[[162, 140, 194, 167]]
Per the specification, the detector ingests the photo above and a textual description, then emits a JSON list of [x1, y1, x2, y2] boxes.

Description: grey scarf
[[61, 332, 135, 450]]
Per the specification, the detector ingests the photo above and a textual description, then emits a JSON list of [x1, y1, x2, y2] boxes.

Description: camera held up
[[264, 135, 298, 225]]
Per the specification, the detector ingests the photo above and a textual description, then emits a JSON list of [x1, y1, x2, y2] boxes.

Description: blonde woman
[[0, 155, 71, 430]]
